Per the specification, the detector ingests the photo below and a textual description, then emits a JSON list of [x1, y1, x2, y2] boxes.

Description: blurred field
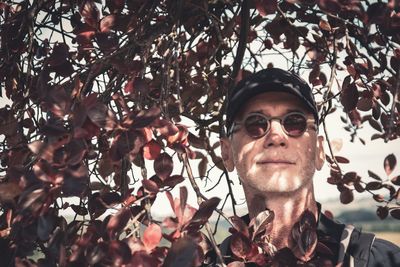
[[375, 232, 400, 245]]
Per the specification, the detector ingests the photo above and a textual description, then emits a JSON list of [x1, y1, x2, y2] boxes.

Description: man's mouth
[[257, 160, 295, 165]]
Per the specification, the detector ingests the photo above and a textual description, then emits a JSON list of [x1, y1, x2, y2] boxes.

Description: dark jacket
[[204, 205, 400, 267]]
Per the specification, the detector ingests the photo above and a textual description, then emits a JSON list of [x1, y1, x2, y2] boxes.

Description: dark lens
[[244, 114, 268, 137], [283, 113, 307, 136]]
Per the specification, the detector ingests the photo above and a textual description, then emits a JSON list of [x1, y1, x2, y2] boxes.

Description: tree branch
[[181, 152, 226, 266]]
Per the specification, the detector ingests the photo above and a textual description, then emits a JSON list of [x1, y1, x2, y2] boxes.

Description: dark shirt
[[204, 204, 400, 266]]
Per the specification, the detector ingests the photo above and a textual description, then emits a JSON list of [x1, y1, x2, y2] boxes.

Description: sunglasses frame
[[228, 111, 317, 138]]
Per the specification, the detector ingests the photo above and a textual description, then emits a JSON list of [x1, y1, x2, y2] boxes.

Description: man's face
[[221, 92, 324, 195]]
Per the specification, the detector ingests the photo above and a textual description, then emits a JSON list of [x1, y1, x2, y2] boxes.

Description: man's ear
[[220, 137, 235, 172], [315, 135, 325, 170]]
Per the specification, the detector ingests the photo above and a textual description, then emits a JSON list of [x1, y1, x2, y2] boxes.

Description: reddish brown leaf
[[28, 140, 54, 162], [100, 14, 116, 32], [249, 209, 274, 241], [341, 83, 359, 112], [376, 206, 389, 220], [142, 223, 162, 251], [188, 133, 206, 149], [65, 138, 88, 165], [153, 119, 179, 137], [130, 107, 161, 128], [154, 153, 173, 181], [109, 130, 146, 161], [391, 175, 400, 186], [47, 43, 69, 66], [368, 118, 383, 132], [324, 210, 334, 220], [342, 172, 357, 184], [327, 176, 340, 185], [123, 77, 147, 95], [107, 207, 132, 236], [390, 208, 400, 220], [371, 133, 384, 141], [230, 216, 250, 238], [105, 0, 124, 13], [372, 105, 381, 120], [198, 157, 208, 178], [335, 156, 350, 164], [297, 226, 317, 258], [142, 179, 159, 194], [264, 38, 273, 50], [87, 102, 117, 131], [348, 109, 361, 127], [319, 19, 331, 31], [162, 216, 179, 231], [80, 0, 100, 28], [188, 197, 220, 229], [384, 154, 396, 176], [339, 188, 354, 204], [368, 170, 382, 181], [33, 160, 58, 183], [17, 187, 47, 215], [167, 125, 189, 145], [211, 154, 225, 170], [143, 140, 162, 160], [373, 194, 385, 202], [365, 181, 383, 191], [395, 188, 400, 203], [124, 79, 135, 94], [98, 154, 114, 179], [230, 232, 252, 259], [255, 0, 277, 16], [381, 91, 390, 106], [354, 182, 365, 193], [0, 108, 18, 136], [62, 164, 89, 197], [325, 155, 333, 164], [0, 182, 22, 205], [357, 97, 373, 111], [318, 0, 341, 13]]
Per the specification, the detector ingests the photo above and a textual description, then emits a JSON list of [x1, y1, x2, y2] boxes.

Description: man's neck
[[244, 185, 318, 253]]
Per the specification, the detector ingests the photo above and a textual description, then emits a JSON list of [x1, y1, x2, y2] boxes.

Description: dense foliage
[[0, 0, 399, 266]]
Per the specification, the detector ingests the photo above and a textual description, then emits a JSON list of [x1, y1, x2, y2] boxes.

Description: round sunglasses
[[228, 112, 317, 138]]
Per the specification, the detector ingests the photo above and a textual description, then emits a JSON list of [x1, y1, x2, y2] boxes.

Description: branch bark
[[181, 152, 226, 266]]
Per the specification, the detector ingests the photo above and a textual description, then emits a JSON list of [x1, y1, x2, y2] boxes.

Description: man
[[213, 68, 400, 266]]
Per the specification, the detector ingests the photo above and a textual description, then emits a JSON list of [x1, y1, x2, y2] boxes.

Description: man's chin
[[245, 176, 308, 195]]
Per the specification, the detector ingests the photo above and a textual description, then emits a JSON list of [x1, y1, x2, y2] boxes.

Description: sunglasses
[[228, 112, 316, 138]]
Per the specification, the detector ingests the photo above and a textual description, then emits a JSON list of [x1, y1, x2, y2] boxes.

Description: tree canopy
[[0, 0, 399, 266]]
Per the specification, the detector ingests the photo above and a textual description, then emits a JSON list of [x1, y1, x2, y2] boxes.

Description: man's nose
[[264, 120, 288, 148]]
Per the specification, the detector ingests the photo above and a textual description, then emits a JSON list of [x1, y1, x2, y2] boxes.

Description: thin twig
[[223, 170, 237, 217], [322, 119, 342, 175], [229, 0, 249, 90], [388, 70, 400, 139], [181, 153, 226, 266]]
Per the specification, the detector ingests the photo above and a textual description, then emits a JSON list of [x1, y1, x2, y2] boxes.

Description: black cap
[[225, 68, 319, 133]]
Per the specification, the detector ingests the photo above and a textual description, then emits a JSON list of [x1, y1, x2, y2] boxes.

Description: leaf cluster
[[0, 0, 399, 266]]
